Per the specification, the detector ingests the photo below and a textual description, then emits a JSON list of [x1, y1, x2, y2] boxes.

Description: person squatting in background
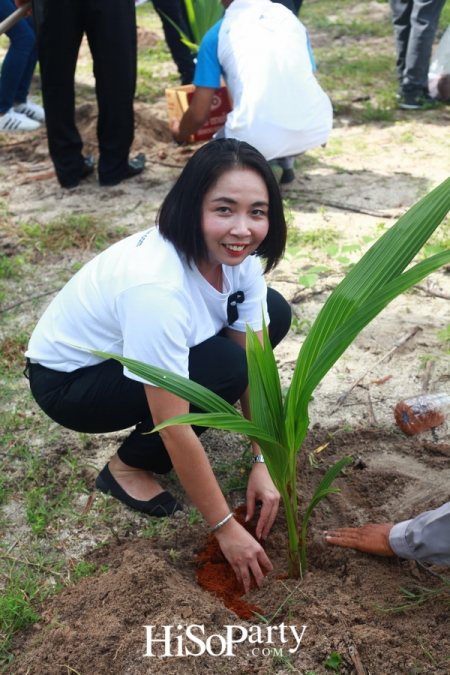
[[0, 0, 44, 132], [15, 0, 145, 188], [170, 0, 332, 185], [150, 0, 305, 86], [25, 139, 292, 592]]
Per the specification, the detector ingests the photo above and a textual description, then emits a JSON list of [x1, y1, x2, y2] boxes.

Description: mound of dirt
[[74, 102, 172, 157], [137, 27, 162, 50], [10, 540, 238, 675], [9, 428, 450, 675]]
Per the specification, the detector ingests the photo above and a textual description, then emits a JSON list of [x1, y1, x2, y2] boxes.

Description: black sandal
[[95, 464, 183, 517]]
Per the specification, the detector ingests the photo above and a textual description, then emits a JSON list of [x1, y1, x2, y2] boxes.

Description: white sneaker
[[14, 98, 45, 122], [0, 108, 41, 132]]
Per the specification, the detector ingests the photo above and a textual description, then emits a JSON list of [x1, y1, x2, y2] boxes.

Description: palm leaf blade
[[287, 177, 450, 425], [246, 322, 287, 446], [90, 351, 240, 416], [292, 250, 450, 448]]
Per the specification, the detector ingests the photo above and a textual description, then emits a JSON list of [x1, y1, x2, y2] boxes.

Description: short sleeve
[[194, 19, 223, 89], [115, 285, 192, 385]]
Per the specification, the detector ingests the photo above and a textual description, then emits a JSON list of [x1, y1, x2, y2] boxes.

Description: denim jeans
[[389, 0, 447, 95], [0, 0, 37, 113]]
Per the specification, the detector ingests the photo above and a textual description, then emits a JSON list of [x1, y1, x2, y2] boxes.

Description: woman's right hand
[[214, 518, 273, 594]]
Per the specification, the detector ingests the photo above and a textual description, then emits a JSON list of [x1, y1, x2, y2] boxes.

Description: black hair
[[157, 138, 286, 273]]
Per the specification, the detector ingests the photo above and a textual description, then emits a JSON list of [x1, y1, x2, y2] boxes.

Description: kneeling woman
[[25, 139, 291, 592]]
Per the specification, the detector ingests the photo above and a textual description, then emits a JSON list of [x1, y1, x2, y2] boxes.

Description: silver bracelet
[[211, 512, 234, 533], [252, 454, 265, 463]]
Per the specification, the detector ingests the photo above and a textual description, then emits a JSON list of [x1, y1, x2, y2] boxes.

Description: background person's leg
[[86, 0, 137, 185], [152, 0, 195, 85], [402, 0, 447, 96], [270, 156, 295, 185], [32, 0, 85, 187], [13, 16, 38, 105], [0, 0, 37, 114], [389, 0, 413, 88]]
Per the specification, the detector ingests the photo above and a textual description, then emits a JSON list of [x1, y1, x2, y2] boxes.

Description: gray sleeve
[[389, 502, 450, 566]]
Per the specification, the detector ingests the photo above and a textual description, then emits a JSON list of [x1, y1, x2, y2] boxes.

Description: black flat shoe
[[61, 154, 95, 189], [95, 464, 183, 517], [99, 153, 146, 186]]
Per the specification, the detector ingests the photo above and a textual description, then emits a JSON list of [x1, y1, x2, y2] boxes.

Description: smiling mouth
[[223, 244, 248, 252]]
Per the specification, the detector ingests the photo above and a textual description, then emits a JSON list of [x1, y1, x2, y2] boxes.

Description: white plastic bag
[[429, 26, 450, 76], [429, 26, 450, 101]]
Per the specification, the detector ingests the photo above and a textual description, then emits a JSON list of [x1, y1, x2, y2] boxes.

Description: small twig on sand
[[371, 374, 392, 385], [414, 284, 450, 301], [108, 524, 122, 546], [0, 139, 32, 149], [80, 492, 96, 516], [18, 171, 56, 184], [330, 325, 423, 414], [291, 284, 337, 304], [147, 159, 184, 171], [415, 560, 450, 584], [0, 288, 61, 313], [421, 359, 434, 393], [282, 190, 401, 219], [345, 639, 366, 675], [340, 618, 367, 675], [367, 389, 378, 426]]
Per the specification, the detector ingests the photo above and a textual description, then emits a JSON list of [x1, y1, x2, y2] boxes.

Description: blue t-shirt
[[193, 19, 224, 88]]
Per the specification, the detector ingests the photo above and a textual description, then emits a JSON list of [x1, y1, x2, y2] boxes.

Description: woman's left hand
[[246, 463, 280, 540]]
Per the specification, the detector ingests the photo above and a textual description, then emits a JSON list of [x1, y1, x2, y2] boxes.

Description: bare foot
[[108, 453, 165, 502]]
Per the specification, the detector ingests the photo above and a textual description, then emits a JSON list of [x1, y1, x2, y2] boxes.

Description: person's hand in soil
[[214, 517, 273, 594], [246, 462, 280, 540], [324, 523, 396, 557], [146, 386, 275, 593]]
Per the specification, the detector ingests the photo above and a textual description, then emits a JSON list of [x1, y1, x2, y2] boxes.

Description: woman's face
[[200, 168, 270, 272]]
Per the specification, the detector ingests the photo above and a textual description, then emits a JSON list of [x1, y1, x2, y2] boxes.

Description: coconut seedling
[[94, 177, 450, 578], [161, 0, 224, 52]]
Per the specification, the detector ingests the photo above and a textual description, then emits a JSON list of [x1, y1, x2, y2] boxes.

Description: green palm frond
[[286, 177, 450, 449], [161, 0, 224, 53], [90, 351, 240, 416]]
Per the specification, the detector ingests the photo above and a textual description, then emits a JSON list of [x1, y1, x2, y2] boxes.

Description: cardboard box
[[165, 84, 232, 142]]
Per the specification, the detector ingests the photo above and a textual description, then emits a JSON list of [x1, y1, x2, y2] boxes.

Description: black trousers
[[152, 0, 195, 85], [28, 288, 291, 472], [32, 0, 137, 187]]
